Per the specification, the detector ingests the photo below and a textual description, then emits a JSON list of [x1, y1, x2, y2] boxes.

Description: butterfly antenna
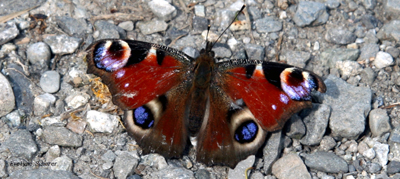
[[211, 5, 246, 48]]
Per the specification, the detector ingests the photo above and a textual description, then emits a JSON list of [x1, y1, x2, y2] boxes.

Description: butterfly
[[86, 8, 326, 168]]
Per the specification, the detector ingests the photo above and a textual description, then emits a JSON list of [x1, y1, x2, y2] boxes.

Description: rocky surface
[[0, 0, 399, 178]]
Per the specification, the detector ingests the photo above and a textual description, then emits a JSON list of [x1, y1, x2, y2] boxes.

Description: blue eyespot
[[234, 121, 258, 143], [133, 106, 154, 129]]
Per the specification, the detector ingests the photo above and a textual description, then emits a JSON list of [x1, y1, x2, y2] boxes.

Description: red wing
[[196, 87, 266, 168], [87, 39, 194, 159], [124, 83, 191, 158], [86, 39, 193, 110], [220, 61, 326, 131]]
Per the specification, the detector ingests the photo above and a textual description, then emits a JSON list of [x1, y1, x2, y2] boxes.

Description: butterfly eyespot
[[133, 106, 155, 129], [234, 120, 258, 143], [280, 68, 316, 100], [93, 40, 131, 72]]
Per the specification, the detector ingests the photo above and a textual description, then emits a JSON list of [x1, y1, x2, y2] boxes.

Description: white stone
[[194, 5, 206, 17], [227, 38, 238, 51], [65, 92, 90, 109], [363, 148, 376, 159], [86, 110, 119, 133], [374, 142, 389, 166], [335, 61, 362, 79], [148, 0, 177, 21], [374, 51, 394, 69]]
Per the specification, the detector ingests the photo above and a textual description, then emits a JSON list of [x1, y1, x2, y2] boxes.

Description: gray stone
[[320, 48, 360, 68], [361, 15, 378, 29], [192, 16, 209, 32], [272, 153, 311, 179], [0, 130, 37, 160], [245, 44, 265, 61], [50, 156, 73, 172], [325, 28, 357, 45], [145, 165, 194, 179], [386, 46, 400, 58], [101, 150, 117, 162], [0, 73, 15, 117], [45, 145, 61, 162], [316, 75, 372, 139], [42, 126, 82, 147], [86, 110, 119, 133], [279, 50, 310, 68], [364, 31, 379, 44], [213, 46, 232, 58], [55, 16, 91, 37], [216, 10, 237, 29], [137, 19, 168, 35], [4, 110, 24, 127], [148, 0, 177, 21], [319, 136, 337, 151], [248, 6, 262, 20], [27, 42, 51, 70], [33, 93, 56, 116], [94, 20, 126, 40], [366, 162, 382, 173], [114, 152, 139, 179], [374, 51, 394, 69], [285, 115, 306, 139], [369, 109, 391, 137], [362, 0, 377, 9], [140, 154, 167, 170], [263, 131, 284, 173], [194, 169, 210, 179], [228, 155, 255, 179], [166, 26, 188, 40], [293, 1, 328, 27], [8, 169, 79, 179], [44, 35, 81, 54], [40, 71, 61, 93], [360, 68, 376, 85], [0, 160, 6, 178], [0, 0, 44, 16], [304, 151, 348, 173], [384, 0, 400, 19], [359, 43, 380, 61], [182, 47, 200, 59], [5, 64, 34, 114], [387, 161, 400, 174], [377, 20, 400, 42], [300, 104, 331, 146], [390, 126, 400, 144], [0, 22, 19, 45], [118, 21, 134, 31], [254, 17, 282, 33]]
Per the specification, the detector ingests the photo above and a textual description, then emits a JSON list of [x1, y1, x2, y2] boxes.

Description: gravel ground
[[0, 0, 400, 178]]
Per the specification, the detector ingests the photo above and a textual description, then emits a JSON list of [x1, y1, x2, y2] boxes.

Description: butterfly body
[[86, 39, 326, 167]]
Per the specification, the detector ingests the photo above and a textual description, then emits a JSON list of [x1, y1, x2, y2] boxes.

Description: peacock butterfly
[[86, 6, 326, 168]]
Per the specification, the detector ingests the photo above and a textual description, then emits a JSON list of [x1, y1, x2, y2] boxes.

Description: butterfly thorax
[[186, 46, 216, 135]]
